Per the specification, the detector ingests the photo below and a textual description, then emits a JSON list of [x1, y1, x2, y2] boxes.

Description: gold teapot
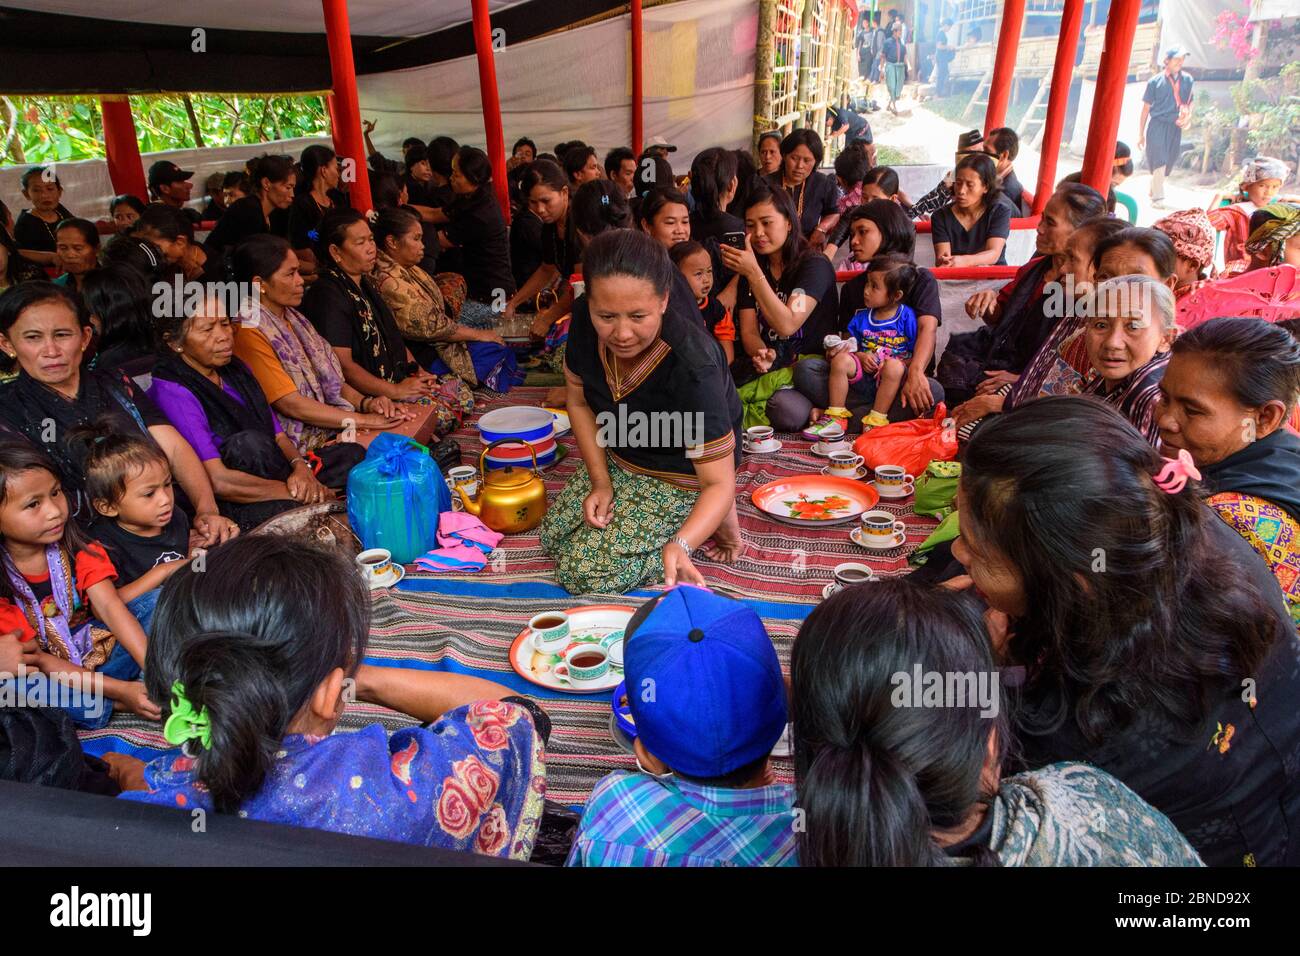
[[455, 439, 548, 534]]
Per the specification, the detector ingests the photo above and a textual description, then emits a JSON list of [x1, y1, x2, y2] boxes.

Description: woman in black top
[[721, 182, 839, 390], [931, 152, 1012, 267], [299, 210, 439, 404], [540, 230, 742, 594], [502, 160, 573, 341], [689, 147, 744, 306], [204, 154, 296, 258], [440, 146, 516, 308], [772, 200, 944, 430], [130, 205, 223, 285], [288, 144, 349, 277], [81, 265, 161, 379], [954, 397, 1300, 867], [764, 130, 841, 248], [13, 166, 74, 268], [0, 282, 236, 546]]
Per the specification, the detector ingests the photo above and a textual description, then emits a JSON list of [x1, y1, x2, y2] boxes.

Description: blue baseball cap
[[623, 586, 787, 780]]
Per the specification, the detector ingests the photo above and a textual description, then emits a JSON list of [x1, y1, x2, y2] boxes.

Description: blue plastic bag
[[347, 433, 450, 564]]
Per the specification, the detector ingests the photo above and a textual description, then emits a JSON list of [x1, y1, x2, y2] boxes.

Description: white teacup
[[529, 611, 571, 652], [447, 465, 479, 497], [874, 465, 915, 490], [861, 510, 906, 542], [745, 425, 775, 448], [828, 451, 865, 476], [832, 562, 876, 587], [553, 643, 610, 688], [356, 548, 396, 585]]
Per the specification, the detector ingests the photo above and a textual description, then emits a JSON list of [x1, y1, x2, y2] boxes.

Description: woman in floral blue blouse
[[116, 534, 548, 860]]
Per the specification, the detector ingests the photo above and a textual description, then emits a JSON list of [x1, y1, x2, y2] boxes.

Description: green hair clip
[[163, 681, 213, 752]]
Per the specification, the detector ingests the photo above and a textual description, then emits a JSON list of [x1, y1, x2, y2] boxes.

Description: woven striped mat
[[81, 386, 938, 806]]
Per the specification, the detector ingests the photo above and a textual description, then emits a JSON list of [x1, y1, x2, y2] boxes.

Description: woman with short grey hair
[[1080, 274, 1177, 446]]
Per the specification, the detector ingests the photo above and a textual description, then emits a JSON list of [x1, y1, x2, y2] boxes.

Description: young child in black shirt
[[670, 240, 735, 364], [74, 426, 199, 604]]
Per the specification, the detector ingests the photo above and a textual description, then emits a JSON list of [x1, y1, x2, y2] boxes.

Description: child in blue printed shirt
[[806, 253, 919, 435], [567, 585, 797, 867]]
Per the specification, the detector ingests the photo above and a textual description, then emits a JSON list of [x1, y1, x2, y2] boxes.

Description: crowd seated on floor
[[1, 124, 1299, 868]]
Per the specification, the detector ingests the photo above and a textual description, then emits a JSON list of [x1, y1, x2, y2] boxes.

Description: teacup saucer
[[851, 527, 905, 550], [367, 564, 406, 590], [870, 480, 915, 499], [810, 440, 853, 458], [744, 439, 783, 455], [821, 464, 869, 480]]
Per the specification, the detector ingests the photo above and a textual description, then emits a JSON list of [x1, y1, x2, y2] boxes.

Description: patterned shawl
[[372, 251, 477, 386], [1245, 202, 1300, 265], [238, 300, 352, 452]]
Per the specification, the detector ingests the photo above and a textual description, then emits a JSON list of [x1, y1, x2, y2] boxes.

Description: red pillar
[[1079, 0, 1142, 195], [471, 0, 511, 223], [100, 97, 148, 201], [985, 0, 1026, 134], [1031, 0, 1085, 214], [325, 93, 341, 154], [321, 0, 373, 212], [631, 0, 644, 155]]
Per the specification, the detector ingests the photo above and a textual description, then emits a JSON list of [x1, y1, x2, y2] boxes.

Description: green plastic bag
[[909, 511, 960, 568], [913, 460, 962, 519]]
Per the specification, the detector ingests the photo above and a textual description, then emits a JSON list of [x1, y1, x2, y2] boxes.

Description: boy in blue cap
[[567, 585, 796, 867]]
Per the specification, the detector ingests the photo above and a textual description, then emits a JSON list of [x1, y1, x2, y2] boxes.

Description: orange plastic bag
[[853, 404, 958, 477]]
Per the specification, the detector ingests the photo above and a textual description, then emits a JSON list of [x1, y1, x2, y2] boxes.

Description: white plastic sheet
[[358, 0, 760, 168]]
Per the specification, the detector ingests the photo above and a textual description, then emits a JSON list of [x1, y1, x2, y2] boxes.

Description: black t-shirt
[[838, 266, 942, 375], [1001, 170, 1027, 216], [14, 206, 73, 253], [510, 209, 545, 290], [735, 253, 839, 374], [931, 201, 1012, 264], [203, 195, 270, 256], [444, 189, 516, 302], [565, 284, 742, 484], [287, 189, 349, 251], [765, 171, 840, 238], [300, 273, 410, 382], [540, 220, 578, 279], [92, 510, 191, 585], [1011, 515, 1300, 867]]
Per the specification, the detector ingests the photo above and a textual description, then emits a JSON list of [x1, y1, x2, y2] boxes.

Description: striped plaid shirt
[[566, 771, 799, 867], [910, 174, 954, 220]]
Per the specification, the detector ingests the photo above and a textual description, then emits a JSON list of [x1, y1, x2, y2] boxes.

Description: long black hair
[[453, 145, 493, 195], [844, 198, 917, 257], [570, 179, 632, 238], [689, 147, 738, 219], [962, 396, 1282, 741], [743, 181, 810, 274], [146, 535, 370, 813], [249, 155, 297, 195], [792, 578, 1007, 867], [296, 144, 337, 195], [80, 265, 160, 360], [1172, 317, 1300, 411], [953, 152, 1002, 208], [230, 233, 293, 286]]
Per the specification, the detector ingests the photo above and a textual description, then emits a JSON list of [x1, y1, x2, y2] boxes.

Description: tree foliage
[[1, 94, 329, 166]]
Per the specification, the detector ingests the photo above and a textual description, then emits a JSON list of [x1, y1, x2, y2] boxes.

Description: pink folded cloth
[[437, 510, 504, 551]]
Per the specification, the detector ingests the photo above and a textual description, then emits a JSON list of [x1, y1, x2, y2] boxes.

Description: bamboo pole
[[797, 0, 816, 127], [755, 0, 777, 150]]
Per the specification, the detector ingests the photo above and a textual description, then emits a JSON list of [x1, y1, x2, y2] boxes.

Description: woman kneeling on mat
[[540, 230, 743, 594]]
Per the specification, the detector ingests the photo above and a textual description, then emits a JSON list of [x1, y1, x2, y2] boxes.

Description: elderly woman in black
[[0, 282, 236, 545], [766, 130, 841, 249], [299, 210, 439, 404], [952, 397, 1300, 866], [540, 230, 742, 594]]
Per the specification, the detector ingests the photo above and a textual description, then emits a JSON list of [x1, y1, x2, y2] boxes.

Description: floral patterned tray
[[751, 475, 880, 527], [508, 605, 633, 694]]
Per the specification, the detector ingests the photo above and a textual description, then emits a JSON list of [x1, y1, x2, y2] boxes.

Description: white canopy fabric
[[0, 0, 527, 36], [360, 0, 760, 168]]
